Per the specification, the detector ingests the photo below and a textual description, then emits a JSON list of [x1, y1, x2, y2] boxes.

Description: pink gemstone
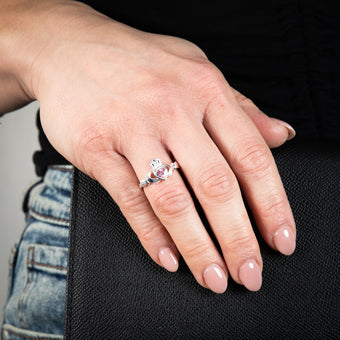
[[155, 167, 167, 179]]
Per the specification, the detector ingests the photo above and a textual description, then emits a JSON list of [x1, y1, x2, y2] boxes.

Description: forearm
[[0, 73, 30, 114]]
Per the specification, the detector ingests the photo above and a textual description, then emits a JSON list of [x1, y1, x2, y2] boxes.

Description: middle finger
[[166, 117, 263, 291]]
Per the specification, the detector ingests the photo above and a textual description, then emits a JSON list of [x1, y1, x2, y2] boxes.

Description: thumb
[[231, 88, 296, 148]]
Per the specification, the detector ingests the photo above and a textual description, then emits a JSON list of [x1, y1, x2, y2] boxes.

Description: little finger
[[92, 151, 180, 272]]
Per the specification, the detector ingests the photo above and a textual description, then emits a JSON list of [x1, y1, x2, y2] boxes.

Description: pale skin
[[0, 0, 296, 293]]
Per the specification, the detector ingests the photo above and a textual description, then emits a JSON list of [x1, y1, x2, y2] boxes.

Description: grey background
[[0, 101, 40, 324]]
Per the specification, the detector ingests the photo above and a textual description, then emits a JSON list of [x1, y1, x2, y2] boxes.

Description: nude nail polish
[[159, 247, 179, 272], [272, 118, 296, 140], [273, 226, 296, 255], [239, 259, 262, 291], [203, 264, 228, 294]]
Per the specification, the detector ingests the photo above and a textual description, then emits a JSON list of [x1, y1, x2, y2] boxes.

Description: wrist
[[0, 0, 61, 99], [0, 0, 103, 100]]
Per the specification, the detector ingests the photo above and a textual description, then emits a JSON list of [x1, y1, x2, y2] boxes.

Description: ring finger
[[124, 137, 229, 294]]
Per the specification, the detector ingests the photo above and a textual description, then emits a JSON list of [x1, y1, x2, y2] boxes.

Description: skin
[[0, 0, 296, 293]]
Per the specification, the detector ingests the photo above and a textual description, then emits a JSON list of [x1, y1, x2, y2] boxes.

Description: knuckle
[[194, 61, 220, 78], [138, 223, 163, 243], [75, 126, 114, 178], [181, 239, 212, 261], [234, 141, 272, 175], [238, 96, 254, 108], [232, 88, 255, 107], [224, 229, 256, 254], [261, 194, 286, 220], [197, 165, 236, 202], [77, 127, 110, 155], [191, 61, 226, 93], [152, 185, 192, 218], [117, 187, 146, 214]]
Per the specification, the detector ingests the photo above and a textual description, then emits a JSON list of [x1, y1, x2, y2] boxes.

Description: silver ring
[[139, 158, 179, 188]]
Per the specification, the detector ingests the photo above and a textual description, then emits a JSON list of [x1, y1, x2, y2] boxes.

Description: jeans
[[1, 166, 72, 340]]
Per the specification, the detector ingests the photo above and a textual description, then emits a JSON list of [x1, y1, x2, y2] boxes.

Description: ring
[[139, 158, 179, 188]]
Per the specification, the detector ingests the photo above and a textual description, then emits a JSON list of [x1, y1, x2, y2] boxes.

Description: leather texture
[[65, 138, 340, 339]]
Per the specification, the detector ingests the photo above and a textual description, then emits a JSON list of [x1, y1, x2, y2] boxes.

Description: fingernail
[[159, 247, 179, 272], [239, 259, 262, 291], [203, 264, 228, 294], [272, 118, 296, 140], [273, 226, 296, 255]]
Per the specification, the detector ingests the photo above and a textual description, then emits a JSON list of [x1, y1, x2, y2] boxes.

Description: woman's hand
[[5, 1, 296, 293]]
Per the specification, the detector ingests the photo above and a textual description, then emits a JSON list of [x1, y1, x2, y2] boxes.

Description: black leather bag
[[64, 139, 340, 339]]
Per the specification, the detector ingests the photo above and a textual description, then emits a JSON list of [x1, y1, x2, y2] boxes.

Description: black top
[[33, 0, 340, 176]]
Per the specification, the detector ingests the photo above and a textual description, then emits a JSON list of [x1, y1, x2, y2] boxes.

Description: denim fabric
[[2, 166, 72, 340]]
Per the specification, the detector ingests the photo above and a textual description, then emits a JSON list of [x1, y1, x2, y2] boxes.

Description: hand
[[27, 1, 296, 293]]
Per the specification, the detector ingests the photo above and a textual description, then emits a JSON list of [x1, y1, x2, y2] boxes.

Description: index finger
[[203, 92, 296, 256]]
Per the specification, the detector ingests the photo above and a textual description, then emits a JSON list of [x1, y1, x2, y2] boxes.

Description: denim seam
[[17, 247, 35, 329], [3, 327, 58, 340], [27, 209, 69, 226], [27, 262, 67, 271]]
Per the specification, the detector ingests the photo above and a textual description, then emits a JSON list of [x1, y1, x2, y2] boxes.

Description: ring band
[[139, 158, 179, 188]]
